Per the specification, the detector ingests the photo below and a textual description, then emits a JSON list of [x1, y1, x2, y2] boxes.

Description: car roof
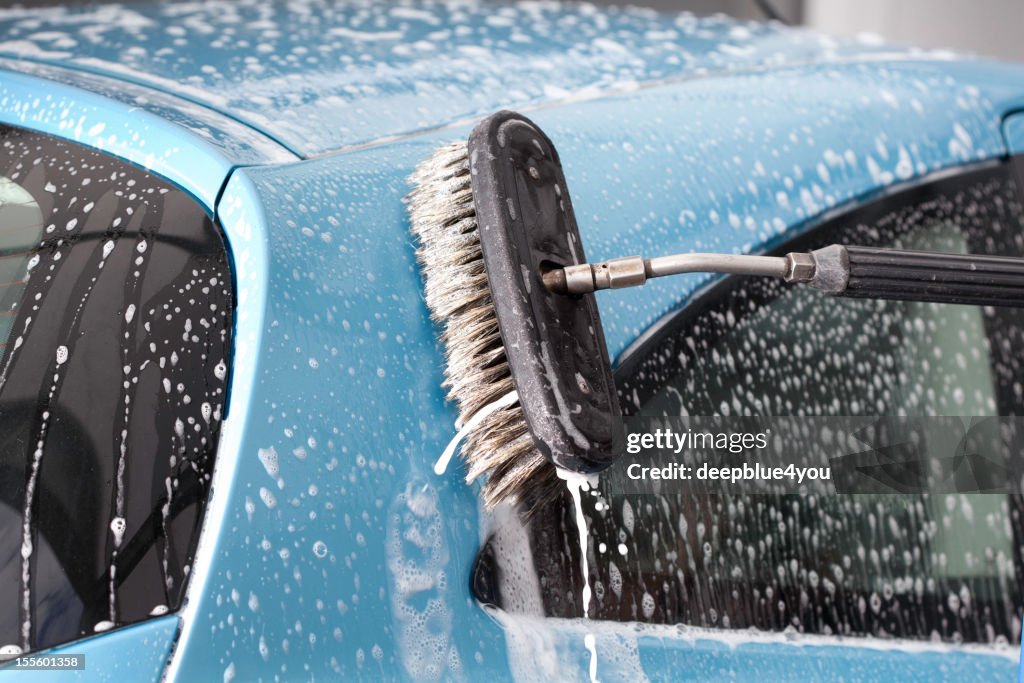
[[0, 0, 962, 158]]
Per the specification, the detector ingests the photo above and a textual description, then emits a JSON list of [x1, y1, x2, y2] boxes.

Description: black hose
[[839, 246, 1024, 307]]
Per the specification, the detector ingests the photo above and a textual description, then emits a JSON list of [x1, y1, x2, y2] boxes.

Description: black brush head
[[467, 110, 624, 475]]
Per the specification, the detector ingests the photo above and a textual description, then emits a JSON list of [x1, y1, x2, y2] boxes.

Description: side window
[[479, 161, 1024, 645], [0, 126, 234, 655]]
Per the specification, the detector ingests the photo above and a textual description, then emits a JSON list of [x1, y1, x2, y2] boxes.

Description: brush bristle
[[406, 141, 560, 510]]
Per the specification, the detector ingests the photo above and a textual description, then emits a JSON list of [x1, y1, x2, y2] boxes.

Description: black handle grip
[[839, 246, 1024, 307]]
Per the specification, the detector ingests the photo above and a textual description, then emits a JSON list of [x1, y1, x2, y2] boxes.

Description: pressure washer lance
[[407, 109, 1024, 512], [541, 245, 1024, 306]]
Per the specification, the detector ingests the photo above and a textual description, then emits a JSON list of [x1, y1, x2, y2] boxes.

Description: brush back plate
[[467, 110, 624, 473]]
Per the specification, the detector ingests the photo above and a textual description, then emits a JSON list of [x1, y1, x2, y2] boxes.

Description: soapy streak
[[539, 342, 591, 450], [558, 468, 601, 683], [436, 394, 602, 679], [434, 390, 519, 476], [433, 383, 601, 681]]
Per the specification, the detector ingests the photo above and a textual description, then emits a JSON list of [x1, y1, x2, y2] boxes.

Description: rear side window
[[478, 160, 1024, 645], [0, 125, 233, 654]]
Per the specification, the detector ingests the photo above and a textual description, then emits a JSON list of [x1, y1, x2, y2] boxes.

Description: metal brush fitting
[[543, 252, 818, 295]]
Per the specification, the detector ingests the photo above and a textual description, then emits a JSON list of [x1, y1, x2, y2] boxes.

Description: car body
[[1, 1, 1024, 681]]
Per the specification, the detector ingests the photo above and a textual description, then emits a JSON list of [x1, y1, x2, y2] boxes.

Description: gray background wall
[[804, 0, 1024, 62]]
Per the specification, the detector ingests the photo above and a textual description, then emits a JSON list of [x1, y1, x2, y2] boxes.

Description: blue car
[[0, 2, 1023, 681]]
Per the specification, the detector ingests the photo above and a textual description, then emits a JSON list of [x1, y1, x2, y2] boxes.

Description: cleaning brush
[[407, 141, 552, 507], [408, 110, 1024, 510], [407, 112, 624, 510]]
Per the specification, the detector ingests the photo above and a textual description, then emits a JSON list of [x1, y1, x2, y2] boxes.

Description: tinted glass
[[0, 126, 233, 654], [0, 175, 42, 349], [480, 161, 1024, 645]]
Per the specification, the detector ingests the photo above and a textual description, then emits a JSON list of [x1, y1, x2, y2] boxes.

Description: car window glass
[[0, 125, 233, 655], [480, 161, 1024, 645]]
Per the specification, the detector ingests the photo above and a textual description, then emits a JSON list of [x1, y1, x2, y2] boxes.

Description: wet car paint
[[0, 0, 987, 158], [1, 617, 179, 682], [0, 64, 295, 210], [1005, 111, 1024, 155], [181, 68, 1023, 679]]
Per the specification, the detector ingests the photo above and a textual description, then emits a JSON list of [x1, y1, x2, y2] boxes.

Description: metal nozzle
[[543, 252, 818, 295]]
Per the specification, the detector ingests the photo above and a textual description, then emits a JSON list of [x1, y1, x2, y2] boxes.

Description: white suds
[[434, 390, 518, 476], [584, 633, 599, 682], [21, 358, 66, 648], [257, 446, 280, 479], [557, 468, 601, 683], [109, 517, 127, 547], [0, 644, 22, 660]]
